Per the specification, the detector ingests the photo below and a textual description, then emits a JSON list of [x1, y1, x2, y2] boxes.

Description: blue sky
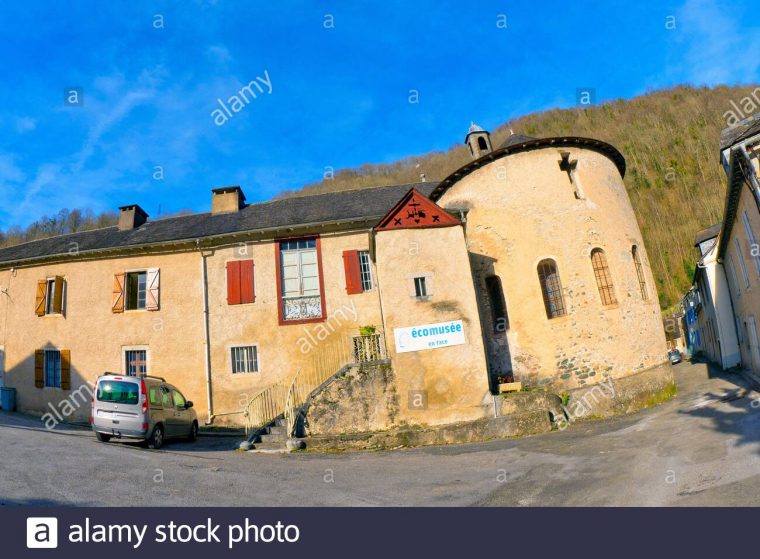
[[0, 0, 758, 229]]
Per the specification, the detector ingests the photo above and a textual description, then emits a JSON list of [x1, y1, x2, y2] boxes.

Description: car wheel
[[188, 421, 199, 442], [148, 425, 164, 450], [95, 432, 111, 443]]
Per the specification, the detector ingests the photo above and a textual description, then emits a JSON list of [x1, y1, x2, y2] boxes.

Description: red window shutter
[[227, 261, 242, 305], [240, 260, 255, 304], [342, 250, 362, 294]]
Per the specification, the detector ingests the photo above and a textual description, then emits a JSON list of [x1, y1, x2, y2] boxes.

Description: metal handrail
[[283, 336, 356, 438], [244, 332, 388, 439], [243, 383, 289, 437]]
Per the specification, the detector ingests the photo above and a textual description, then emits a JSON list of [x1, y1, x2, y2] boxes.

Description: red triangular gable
[[374, 188, 461, 232]]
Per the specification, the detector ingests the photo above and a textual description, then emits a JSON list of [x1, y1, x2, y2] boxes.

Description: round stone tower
[[429, 128, 672, 408]]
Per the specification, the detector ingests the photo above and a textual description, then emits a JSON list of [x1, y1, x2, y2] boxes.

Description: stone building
[[690, 223, 740, 368], [712, 114, 760, 371], [0, 125, 672, 440], [683, 113, 760, 374]]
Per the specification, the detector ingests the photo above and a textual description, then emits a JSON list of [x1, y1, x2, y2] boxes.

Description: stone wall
[[304, 362, 400, 436], [563, 361, 676, 420]]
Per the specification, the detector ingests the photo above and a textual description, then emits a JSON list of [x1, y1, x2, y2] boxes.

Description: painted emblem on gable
[[374, 188, 460, 231]]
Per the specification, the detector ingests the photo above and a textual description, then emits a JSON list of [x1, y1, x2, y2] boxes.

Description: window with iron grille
[[591, 249, 617, 306], [632, 246, 648, 301], [358, 251, 373, 291], [280, 238, 322, 321], [125, 349, 147, 376], [537, 259, 566, 319], [231, 345, 259, 374]]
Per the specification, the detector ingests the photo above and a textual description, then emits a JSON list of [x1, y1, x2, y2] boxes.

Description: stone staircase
[[247, 417, 291, 452], [241, 333, 389, 453]]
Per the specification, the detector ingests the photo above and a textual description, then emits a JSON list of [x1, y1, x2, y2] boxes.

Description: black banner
[[2, 507, 750, 558]]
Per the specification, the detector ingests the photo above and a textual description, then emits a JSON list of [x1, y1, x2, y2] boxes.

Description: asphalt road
[[2, 360, 760, 506]]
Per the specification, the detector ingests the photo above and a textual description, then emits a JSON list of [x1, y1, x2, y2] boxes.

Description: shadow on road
[[678, 358, 760, 455]]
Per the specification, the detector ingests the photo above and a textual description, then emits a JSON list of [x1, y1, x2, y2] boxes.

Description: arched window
[[485, 275, 509, 333], [537, 259, 566, 319], [632, 245, 648, 300], [477, 136, 488, 151], [591, 248, 617, 305]]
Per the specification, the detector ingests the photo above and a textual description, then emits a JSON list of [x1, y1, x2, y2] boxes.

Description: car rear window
[[97, 380, 140, 404]]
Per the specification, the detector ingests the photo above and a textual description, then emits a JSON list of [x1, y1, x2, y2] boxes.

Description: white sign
[[394, 320, 466, 353]]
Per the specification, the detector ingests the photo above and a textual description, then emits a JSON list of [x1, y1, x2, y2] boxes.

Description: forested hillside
[[0, 208, 191, 249], [284, 85, 759, 310]]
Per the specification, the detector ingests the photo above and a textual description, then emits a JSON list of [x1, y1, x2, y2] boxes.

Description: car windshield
[[97, 380, 140, 404]]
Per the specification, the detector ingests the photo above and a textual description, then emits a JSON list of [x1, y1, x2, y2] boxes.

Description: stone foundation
[[303, 409, 552, 452], [298, 360, 675, 452], [563, 360, 675, 419]]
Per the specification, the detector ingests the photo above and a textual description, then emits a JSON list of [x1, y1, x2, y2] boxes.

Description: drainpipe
[[197, 240, 214, 424], [369, 228, 390, 359]]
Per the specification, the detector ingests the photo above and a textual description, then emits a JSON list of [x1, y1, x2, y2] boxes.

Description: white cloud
[[675, 0, 760, 85], [15, 117, 36, 133], [206, 45, 231, 64]]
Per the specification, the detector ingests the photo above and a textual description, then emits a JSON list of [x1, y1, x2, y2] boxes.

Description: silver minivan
[[91, 373, 199, 449]]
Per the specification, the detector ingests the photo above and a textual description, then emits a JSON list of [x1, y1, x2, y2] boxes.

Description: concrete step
[[273, 417, 286, 427], [250, 441, 288, 453], [259, 432, 287, 444], [266, 425, 286, 436]]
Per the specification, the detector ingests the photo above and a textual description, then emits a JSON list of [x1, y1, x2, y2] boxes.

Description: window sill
[[230, 371, 261, 376], [279, 316, 326, 326], [602, 303, 620, 310], [546, 314, 572, 324], [413, 296, 431, 302]]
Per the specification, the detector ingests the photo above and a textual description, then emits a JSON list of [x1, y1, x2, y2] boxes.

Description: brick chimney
[[212, 186, 246, 214], [118, 204, 149, 231]]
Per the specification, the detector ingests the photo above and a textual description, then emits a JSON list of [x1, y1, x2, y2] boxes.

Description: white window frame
[[742, 210, 760, 275], [229, 344, 260, 375], [408, 273, 433, 300], [727, 257, 741, 297], [44, 277, 66, 316], [735, 238, 750, 288], [736, 313, 743, 344], [122, 345, 150, 377], [280, 240, 320, 299], [124, 269, 148, 311], [358, 250, 373, 292]]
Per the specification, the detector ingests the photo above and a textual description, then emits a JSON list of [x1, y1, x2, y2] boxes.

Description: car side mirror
[[185, 401, 194, 409]]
